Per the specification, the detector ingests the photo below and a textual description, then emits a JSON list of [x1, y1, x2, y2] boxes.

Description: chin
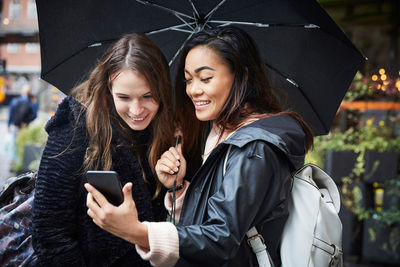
[[195, 112, 215, 122], [125, 119, 151, 131]]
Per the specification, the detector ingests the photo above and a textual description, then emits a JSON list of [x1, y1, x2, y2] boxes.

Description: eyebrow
[[185, 66, 216, 74]]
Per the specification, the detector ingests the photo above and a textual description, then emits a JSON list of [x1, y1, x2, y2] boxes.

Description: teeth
[[128, 116, 144, 121], [195, 101, 210, 106]]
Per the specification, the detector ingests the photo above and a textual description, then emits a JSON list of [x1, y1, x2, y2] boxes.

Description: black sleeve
[[32, 121, 87, 266]]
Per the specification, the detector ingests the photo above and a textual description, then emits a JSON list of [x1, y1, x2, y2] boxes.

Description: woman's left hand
[[85, 182, 149, 248]]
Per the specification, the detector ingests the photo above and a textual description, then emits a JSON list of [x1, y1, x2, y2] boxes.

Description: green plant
[[11, 122, 47, 172], [306, 118, 400, 227]]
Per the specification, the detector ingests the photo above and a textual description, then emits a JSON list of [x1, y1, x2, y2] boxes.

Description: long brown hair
[[71, 33, 174, 196], [175, 26, 313, 166]]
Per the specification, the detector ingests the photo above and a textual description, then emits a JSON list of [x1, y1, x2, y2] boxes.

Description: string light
[[396, 81, 400, 91], [380, 74, 387, 81], [372, 75, 378, 81], [379, 68, 385, 75]]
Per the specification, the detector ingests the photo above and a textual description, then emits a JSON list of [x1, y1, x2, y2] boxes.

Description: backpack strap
[[246, 227, 275, 267], [223, 145, 274, 267]]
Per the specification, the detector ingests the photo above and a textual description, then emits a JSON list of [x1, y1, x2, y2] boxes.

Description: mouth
[[193, 100, 211, 107], [127, 115, 146, 122]]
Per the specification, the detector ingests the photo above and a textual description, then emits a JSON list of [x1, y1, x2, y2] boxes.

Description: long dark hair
[[175, 26, 313, 167], [71, 33, 174, 196]]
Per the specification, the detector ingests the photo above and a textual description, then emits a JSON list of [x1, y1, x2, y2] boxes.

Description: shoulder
[[227, 140, 282, 165], [45, 96, 85, 134]]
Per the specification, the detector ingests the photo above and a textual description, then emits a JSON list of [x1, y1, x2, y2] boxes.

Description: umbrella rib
[[187, 0, 200, 18], [209, 20, 321, 29], [147, 23, 196, 35], [136, 0, 195, 30], [201, 0, 227, 31], [41, 39, 118, 77], [204, 0, 227, 20], [210, 20, 270, 28], [264, 63, 329, 133], [168, 32, 194, 66]]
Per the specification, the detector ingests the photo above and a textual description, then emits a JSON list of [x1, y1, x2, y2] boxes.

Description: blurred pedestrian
[[7, 84, 37, 161], [85, 26, 314, 266], [32, 33, 175, 266], [8, 84, 37, 129]]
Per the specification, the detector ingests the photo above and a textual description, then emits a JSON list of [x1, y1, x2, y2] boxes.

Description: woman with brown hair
[[32, 33, 175, 266], [86, 26, 314, 266]]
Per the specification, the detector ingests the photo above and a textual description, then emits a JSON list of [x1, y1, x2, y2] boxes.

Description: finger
[[86, 205, 97, 220], [122, 182, 134, 204], [86, 187, 102, 212], [176, 143, 186, 167], [85, 182, 111, 208], [86, 192, 101, 220], [176, 143, 183, 156], [158, 157, 180, 174], [164, 148, 180, 162], [168, 146, 181, 160]]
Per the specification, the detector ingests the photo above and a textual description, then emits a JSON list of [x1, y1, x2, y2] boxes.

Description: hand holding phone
[[86, 171, 124, 206]]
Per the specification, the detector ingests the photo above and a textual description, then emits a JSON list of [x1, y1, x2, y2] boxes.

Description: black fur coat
[[32, 97, 166, 266]]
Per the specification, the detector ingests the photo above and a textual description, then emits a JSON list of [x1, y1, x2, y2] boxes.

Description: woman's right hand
[[155, 143, 186, 189]]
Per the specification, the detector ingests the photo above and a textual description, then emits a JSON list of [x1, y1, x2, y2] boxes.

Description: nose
[[129, 99, 144, 115], [186, 80, 202, 97]]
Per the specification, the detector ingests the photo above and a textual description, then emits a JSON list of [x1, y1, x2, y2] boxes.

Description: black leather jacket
[[175, 115, 306, 267]]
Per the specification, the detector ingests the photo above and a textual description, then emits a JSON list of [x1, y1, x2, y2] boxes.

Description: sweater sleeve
[[134, 182, 189, 266], [32, 119, 88, 266], [135, 222, 179, 267]]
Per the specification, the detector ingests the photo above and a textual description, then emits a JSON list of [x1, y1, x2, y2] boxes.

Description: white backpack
[[223, 145, 343, 267], [279, 164, 343, 267]]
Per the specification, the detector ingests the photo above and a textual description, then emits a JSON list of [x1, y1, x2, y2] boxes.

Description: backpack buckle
[[329, 244, 342, 267], [247, 233, 265, 246]]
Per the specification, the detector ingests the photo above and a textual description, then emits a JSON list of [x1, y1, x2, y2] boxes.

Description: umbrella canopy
[[36, 0, 366, 135]]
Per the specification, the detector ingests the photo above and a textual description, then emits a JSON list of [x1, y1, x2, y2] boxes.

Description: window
[[27, 0, 37, 18], [7, 43, 19, 53], [9, 0, 21, 19], [25, 43, 39, 53]]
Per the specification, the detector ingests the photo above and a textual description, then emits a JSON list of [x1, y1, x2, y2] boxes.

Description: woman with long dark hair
[[86, 26, 314, 267], [32, 33, 175, 266]]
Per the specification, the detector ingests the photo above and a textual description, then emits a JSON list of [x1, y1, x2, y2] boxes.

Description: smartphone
[[86, 170, 124, 206]]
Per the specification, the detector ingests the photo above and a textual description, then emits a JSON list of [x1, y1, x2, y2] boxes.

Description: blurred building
[[0, 0, 56, 114], [0, 0, 39, 76]]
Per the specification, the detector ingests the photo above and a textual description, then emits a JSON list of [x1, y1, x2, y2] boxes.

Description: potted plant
[[11, 121, 47, 173]]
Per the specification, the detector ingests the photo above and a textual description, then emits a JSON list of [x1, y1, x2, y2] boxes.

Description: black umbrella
[[36, 0, 366, 135]]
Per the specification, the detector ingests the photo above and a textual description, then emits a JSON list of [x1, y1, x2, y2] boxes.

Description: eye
[[117, 95, 129, 100], [201, 77, 213, 83], [143, 94, 153, 99], [183, 78, 192, 84]]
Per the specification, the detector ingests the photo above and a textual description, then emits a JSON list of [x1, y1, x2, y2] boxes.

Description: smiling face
[[184, 46, 234, 121], [110, 70, 159, 131]]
